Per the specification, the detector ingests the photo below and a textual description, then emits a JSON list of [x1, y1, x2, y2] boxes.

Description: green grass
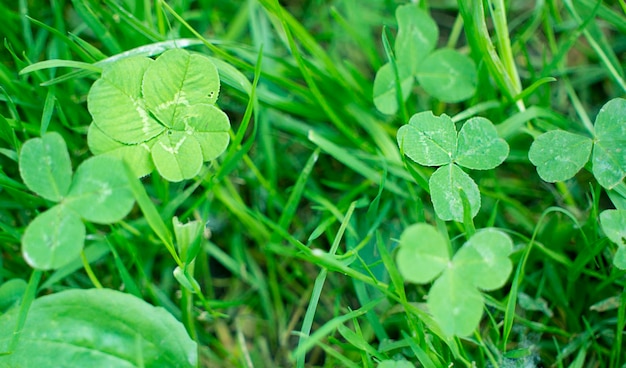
[[1, 0, 626, 367]]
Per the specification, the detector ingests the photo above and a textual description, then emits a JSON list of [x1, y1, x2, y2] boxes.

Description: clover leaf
[[600, 209, 626, 269], [398, 112, 509, 221], [373, 4, 476, 114], [19, 132, 135, 270], [529, 98, 626, 189], [88, 48, 230, 182], [396, 224, 513, 336]]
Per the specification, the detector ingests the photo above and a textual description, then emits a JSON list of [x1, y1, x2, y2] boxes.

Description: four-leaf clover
[[397, 111, 509, 221], [87, 48, 230, 182]]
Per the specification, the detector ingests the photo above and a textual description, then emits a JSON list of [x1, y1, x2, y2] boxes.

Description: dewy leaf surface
[[0, 288, 197, 367], [88, 56, 164, 144], [65, 156, 135, 224], [21, 205, 84, 270], [397, 111, 456, 166], [429, 164, 480, 222], [19, 132, 72, 202], [143, 48, 220, 127], [453, 228, 513, 291], [396, 223, 449, 284], [529, 130, 593, 183], [87, 123, 155, 178], [372, 62, 413, 115], [592, 98, 626, 189], [416, 49, 477, 103], [152, 131, 203, 182], [456, 117, 509, 170], [427, 271, 483, 337], [394, 3, 438, 75], [174, 104, 231, 161]]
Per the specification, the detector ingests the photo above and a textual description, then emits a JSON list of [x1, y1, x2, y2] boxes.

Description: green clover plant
[[396, 223, 513, 337], [373, 3, 477, 115], [87, 48, 230, 182], [600, 209, 626, 269], [397, 111, 509, 221], [19, 132, 135, 270], [529, 98, 626, 189]]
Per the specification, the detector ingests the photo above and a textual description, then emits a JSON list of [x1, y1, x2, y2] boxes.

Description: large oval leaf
[[143, 49, 220, 127], [592, 98, 626, 189], [19, 132, 72, 202], [22, 205, 85, 270], [416, 49, 477, 103], [529, 130, 592, 183], [396, 223, 449, 284], [152, 131, 203, 182], [65, 155, 135, 224], [0, 288, 197, 367], [456, 117, 509, 170], [397, 111, 456, 166], [429, 164, 480, 222]]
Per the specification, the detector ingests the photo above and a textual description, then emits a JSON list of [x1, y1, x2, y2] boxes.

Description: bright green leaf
[[143, 49, 220, 127], [378, 359, 414, 368], [396, 223, 449, 284], [394, 4, 438, 75], [427, 271, 483, 337], [600, 209, 626, 247], [456, 117, 509, 170], [65, 156, 135, 224], [88, 56, 164, 144], [416, 49, 477, 103], [177, 104, 231, 161], [87, 123, 155, 178], [19, 132, 72, 202], [529, 130, 593, 183], [614, 246, 626, 270], [592, 98, 626, 189], [397, 111, 456, 166], [373, 62, 413, 115], [454, 228, 513, 291], [429, 164, 480, 222], [152, 131, 203, 182], [22, 205, 85, 270], [0, 279, 27, 312], [0, 289, 197, 367]]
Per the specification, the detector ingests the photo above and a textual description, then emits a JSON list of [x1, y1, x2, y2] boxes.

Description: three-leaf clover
[[529, 98, 626, 189], [19, 132, 135, 270], [397, 111, 509, 221], [87, 48, 231, 182], [396, 223, 513, 336], [373, 3, 477, 115]]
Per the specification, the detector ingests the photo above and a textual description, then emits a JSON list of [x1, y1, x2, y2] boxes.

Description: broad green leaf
[[529, 130, 592, 183], [0, 279, 27, 312], [87, 123, 155, 178], [65, 156, 135, 224], [614, 246, 626, 270], [454, 228, 513, 291], [592, 98, 626, 189], [394, 4, 438, 75], [397, 111, 456, 166], [416, 49, 477, 102], [429, 164, 480, 222], [373, 62, 413, 115], [88, 56, 164, 144], [427, 271, 483, 337], [152, 131, 203, 182], [396, 223, 449, 284], [143, 49, 220, 127], [456, 117, 509, 170], [175, 104, 231, 161], [22, 205, 85, 270], [600, 209, 626, 247], [19, 132, 71, 202], [0, 288, 197, 367]]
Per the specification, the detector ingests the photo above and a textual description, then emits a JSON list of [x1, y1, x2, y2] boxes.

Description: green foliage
[[397, 112, 509, 221], [87, 48, 230, 182], [397, 224, 513, 336], [600, 209, 626, 269], [19, 132, 134, 270], [0, 289, 197, 367], [373, 3, 477, 114]]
